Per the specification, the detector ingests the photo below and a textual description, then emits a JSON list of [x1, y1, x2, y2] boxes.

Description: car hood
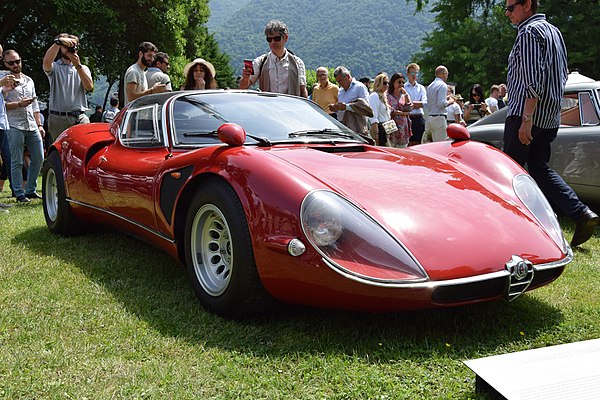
[[266, 145, 565, 281]]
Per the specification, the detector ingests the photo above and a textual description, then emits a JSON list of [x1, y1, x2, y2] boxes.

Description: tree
[[408, 0, 600, 96], [412, 1, 513, 96], [0, 0, 236, 103]]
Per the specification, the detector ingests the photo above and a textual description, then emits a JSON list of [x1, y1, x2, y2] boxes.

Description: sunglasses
[[383, 81, 389, 85], [5, 59, 21, 66], [505, 0, 524, 12], [266, 36, 283, 43], [472, 93, 481, 97]]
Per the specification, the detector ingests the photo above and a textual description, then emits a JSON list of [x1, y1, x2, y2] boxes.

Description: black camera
[[67, 45, 78, 53]]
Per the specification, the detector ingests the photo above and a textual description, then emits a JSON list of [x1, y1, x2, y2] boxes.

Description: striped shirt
[[507, 14, 567, 129]]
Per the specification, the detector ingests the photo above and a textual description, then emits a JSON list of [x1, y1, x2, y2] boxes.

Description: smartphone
[[243, 59, 253, 72]]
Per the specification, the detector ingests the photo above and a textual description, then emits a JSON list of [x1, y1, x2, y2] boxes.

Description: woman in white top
[[368, 73, 392, 146], [446, 87, 465, 126]]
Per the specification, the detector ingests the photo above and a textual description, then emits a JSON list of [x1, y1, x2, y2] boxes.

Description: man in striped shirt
[[503, 0, 598, 247]]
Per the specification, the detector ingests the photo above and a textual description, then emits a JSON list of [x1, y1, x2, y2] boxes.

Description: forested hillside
[[206, 0, 251, 30], [209, 0, 434, 78]]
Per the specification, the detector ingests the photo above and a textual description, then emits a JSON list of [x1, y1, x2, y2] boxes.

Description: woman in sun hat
[[181, 58, 217, 90]]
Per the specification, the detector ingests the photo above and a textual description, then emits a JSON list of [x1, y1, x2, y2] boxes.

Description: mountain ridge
[[208, 0, 435, 78]]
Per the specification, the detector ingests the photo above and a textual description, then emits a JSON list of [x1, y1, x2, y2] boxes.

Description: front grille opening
[[432, 277, 506, 304]]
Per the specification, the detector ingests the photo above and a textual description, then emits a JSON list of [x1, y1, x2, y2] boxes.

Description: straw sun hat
[[183, 58, 216, 78]]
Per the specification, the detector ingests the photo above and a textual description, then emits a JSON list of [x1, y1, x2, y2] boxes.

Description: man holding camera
[[43, 33, 94, 142]]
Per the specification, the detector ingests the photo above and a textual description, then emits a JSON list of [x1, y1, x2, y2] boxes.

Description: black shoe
[[16, 195, 31, 203], [25, 192, 42, 200], [571, 208, 599, 247]]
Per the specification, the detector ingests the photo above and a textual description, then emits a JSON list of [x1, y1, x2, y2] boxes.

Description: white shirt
[[404, 80, 427, 116], [485, 97, 498, 112], [446, 103, 462, 123], [368, 92, 390, 124]]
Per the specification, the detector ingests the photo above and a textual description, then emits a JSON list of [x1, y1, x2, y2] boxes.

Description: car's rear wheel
[[184, 180, 270, 318], [42, 151, 83, 235]]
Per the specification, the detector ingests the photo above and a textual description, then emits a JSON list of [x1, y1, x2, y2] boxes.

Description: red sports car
[[42, 91, 572, 318]]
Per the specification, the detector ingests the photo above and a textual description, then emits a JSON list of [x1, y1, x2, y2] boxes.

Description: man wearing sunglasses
[[239, 20, 308, 98], [43, 33, 94, 143], [2, 50, 45, 203], [503, 0, 598, 247], [146, 52, 172, 92]]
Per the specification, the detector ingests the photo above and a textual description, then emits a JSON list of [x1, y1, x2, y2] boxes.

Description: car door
[[552, 89, 600, 202], [91, 103, 169, 231]]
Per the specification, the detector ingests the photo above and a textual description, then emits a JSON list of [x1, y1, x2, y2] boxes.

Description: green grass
[[1, 188, 598, 399]]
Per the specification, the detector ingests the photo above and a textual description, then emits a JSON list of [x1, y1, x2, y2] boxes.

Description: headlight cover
[[513, 174, 567, 252], [300, 190, 427, 283]]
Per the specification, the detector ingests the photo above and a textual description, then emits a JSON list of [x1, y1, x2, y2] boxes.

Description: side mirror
[[447, 123, 470, 141], [217, 123, 246, 147]]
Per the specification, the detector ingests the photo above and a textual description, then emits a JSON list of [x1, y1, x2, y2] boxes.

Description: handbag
[[381, 119, 398, 136]]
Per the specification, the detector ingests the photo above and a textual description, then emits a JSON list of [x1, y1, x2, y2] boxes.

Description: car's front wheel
[[42, 151, 83, 235], [184, 180, 270, 318]]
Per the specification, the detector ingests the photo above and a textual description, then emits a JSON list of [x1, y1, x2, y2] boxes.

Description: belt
[[50, 110, 84, 117], [409, 114, 424, 118], [429, 114, 446, 117]]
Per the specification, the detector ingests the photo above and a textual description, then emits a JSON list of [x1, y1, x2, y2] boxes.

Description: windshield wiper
[[245, 133, 272, 146], [182, 130, 271, 146], [288, 128, 355, 139], [182, 130, 218, 137]]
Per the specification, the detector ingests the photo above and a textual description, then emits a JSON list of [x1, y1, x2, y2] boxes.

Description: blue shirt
[[337, 78, 369, 121], [0, 89, 9, 131], [426, 77, 449, 116]]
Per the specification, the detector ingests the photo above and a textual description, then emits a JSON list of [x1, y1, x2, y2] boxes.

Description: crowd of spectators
[[0, 7, 597, 248]]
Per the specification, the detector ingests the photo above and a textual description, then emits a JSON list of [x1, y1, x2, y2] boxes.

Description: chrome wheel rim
[[44, 168, 59, 222], [190, 204, 233, 296]]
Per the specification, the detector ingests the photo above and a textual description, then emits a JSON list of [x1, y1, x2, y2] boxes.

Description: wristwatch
[[54, 38, 62, 46], [522, 114, 532, 122]]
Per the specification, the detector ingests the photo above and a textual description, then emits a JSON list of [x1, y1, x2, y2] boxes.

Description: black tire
[[184, 180, 270, 318], [42, 151, 83, 235]]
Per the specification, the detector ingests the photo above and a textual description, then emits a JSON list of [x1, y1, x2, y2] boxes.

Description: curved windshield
[[171, 92, 364, 146]]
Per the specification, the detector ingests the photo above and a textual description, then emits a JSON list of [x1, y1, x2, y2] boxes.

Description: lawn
[[1, 189, 598, 399]]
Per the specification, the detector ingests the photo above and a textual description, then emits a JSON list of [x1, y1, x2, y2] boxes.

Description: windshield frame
[[167, 90, 367, 148]]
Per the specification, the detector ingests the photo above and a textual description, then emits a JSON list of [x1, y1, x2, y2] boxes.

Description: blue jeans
[[0, 129, 13, 193], [503, 116, 587, 220], [6, 127, 44, 198]]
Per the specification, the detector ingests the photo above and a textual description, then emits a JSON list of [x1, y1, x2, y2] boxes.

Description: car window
[[560, 94, 581, 126], [121, 105, 164, 147], [579, 92, 599, 126], [173, 98, 224, 146]]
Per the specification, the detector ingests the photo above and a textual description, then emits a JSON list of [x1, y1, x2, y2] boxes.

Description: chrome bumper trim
[[322, 248, 572, 289], [67, 199, 175, 244]]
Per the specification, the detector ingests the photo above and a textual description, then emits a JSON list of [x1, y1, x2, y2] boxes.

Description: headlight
[[300, 190, 427, 282], [513, 174, 567, 252]]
